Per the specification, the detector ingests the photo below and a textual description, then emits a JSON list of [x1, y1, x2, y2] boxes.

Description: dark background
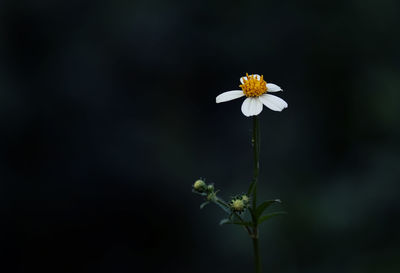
[[1, 0, 400, 272]]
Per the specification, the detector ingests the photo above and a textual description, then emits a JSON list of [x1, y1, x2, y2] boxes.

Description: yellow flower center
[[240, 73, 268, 97]]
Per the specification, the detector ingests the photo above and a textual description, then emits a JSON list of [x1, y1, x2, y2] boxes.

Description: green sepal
[[255, 199, 281, 218], [192, 189, 207, 196], [200, 201, 210, 209], [258, 211, 287, 225]]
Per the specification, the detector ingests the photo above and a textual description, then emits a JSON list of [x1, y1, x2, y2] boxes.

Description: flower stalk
[[251, 116, 262, 273]]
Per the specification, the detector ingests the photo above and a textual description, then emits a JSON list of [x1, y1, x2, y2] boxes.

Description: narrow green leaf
[[219, 218, 231, 225], [200, 201, 210, 209], [255, 199, 281, 218], [258, 211, 287, 225], [247, 180, 256, 195]]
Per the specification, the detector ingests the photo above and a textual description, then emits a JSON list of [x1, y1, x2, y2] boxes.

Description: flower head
[[193, 179, 207, 192], [229, 195, 250, 213], [216, 73, 288, 117], [230, 198, 246, 213]]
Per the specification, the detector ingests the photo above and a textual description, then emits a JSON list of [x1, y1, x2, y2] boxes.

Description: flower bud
[[193, 179, 207, 192], [241, 194, 249, 204]]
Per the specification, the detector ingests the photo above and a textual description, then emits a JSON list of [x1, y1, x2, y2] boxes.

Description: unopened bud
[[193, 179, 207, 192]]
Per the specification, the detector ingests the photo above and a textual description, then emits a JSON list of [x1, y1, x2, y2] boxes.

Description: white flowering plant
[[192, 73, 288, 273]]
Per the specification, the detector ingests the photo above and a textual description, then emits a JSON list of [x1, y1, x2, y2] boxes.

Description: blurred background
[[1, 0, 399, 272]]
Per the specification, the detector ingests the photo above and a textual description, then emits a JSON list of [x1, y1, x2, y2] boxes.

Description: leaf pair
[[255, 199, 286, 224], [258, 211, 287, 224], [219, 217, 251, 227], [255, 199, 281, 218]]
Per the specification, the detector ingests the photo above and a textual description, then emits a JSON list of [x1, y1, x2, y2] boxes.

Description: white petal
[[253, 74, 261, 80], [240, 77, 247, 84], [252, 98, 263, 115], [241, 97, 263, 117], [266, 83, 283, 92], [216, 90, 245, 103], [259, 94, 288, 112]]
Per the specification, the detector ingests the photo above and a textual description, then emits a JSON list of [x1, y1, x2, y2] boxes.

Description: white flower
[[216, 73, 288, 117]]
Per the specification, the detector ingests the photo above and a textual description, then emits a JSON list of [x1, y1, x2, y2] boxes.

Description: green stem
[[252, 116, 260, 208], [251, 116, 261, 273], [252, 236, 261, 273]]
